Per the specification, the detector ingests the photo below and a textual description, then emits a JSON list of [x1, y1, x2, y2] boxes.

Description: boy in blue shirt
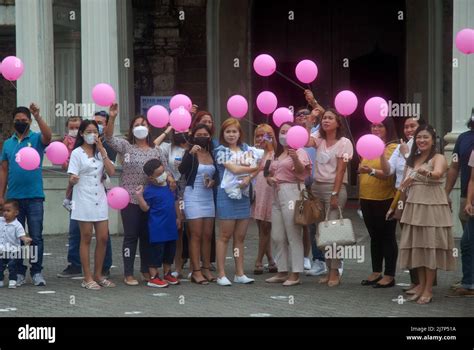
[[135, 159, 181, 288]]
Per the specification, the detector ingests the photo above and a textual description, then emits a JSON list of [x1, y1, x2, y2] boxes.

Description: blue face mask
[[97, 124, 104, 135]]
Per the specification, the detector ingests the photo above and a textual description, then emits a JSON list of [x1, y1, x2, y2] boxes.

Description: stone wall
[[132, 0, 207, 114]]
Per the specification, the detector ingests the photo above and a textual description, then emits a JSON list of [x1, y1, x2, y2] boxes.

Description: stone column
[[15, 0, 55, 132], [80, 0, 120, 133], [444, 0, 474, 237]]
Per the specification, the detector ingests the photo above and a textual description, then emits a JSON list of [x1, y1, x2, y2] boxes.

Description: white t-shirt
[[0, 217, 26, 253], [160, 143, 186, 181], [388, 138, 414, 189]]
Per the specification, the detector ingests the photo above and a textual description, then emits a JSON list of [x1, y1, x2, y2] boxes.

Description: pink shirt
[[270, 148, 311, 184], [310, 131, 353, 184]]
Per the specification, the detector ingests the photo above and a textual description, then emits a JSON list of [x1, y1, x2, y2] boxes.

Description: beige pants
[[271, 183, 304, 273], [311, 182, 348, 270]]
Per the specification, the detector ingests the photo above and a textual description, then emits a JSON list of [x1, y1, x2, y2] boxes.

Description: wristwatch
[[331, 191, 338, 196], [369, 169, 376, 176]]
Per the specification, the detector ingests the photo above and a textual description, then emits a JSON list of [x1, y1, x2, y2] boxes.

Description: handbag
[[294, 186, 323, 226], [316, 206, 356, 250]]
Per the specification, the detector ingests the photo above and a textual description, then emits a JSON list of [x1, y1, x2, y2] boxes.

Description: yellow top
[[359, 143, 398, 200]]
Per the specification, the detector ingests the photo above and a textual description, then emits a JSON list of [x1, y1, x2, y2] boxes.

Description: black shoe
[[361, 275, 382, 286], [373, 279, 395, 288], [57, 265, 82, 278]]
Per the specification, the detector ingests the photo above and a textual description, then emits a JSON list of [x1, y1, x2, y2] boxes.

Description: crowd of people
[[0, 90, 472, 304]]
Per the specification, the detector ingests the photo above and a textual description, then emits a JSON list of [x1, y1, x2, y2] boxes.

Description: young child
[[62, 116, 82, 211], [135, 159, 181, 288], [220, 146, 263, 199], [0, 200, 32, 288]]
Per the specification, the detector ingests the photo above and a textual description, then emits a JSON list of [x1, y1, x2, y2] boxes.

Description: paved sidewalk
[[0, 203, 470, 317]]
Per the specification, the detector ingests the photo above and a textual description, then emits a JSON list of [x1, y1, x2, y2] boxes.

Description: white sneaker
[[217, 276, 232, 286], [304, 257, 312, 270], [338, 261, 344, 277], [305, 260, 327, 276], [171, 271, 179, 278], [233, 274, 255, 284], [8, 280, 17, 289], [16, 274, 26, 286], [32, 273, 46, 286]]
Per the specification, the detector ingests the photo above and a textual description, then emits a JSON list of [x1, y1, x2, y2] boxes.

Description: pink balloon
[[356, 134, 385, 160], [227, 95, 248, 119], [253, 54, 276, 77], [170, 107, 192, 132], [364, 97, 388, 123], [256, 91, 278, 114], [272, 107, 294, 127], [334, 90, 358, 116], [1, 56, 24, 81], [286, 126, 309, 149], [455, 28, 474, 55], [170, 94, 192, 111], [92, 83, 116, 107], [45, 141, 69, 165], [107, 187, 130, 210], [147, 105, 169, 128], [15, 147, 41, 171], [295, 59, 318, 84]]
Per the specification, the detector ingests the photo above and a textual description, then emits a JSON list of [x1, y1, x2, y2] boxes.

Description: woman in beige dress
[[398, 124, 456, 304]]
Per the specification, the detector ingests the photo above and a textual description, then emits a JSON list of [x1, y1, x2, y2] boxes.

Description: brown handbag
[[294, 187, 324, 226]]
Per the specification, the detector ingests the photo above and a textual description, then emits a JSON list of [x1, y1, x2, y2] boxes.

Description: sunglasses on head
[[94, 111, 109, 118]]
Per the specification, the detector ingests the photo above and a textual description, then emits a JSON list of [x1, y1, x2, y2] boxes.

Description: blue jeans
[[14, 198, 44, 276], [310, 223, 325, 262], [68, 218, 112, 271], [461, 217, 474, 290], [0, 258, 19, 281]]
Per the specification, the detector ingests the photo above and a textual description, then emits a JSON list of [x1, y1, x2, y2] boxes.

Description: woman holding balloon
[[358, 117, 399, 288], [104, 103, 175, 286], [68, 120, 116, 290], [265, 122, 312, 286], [306, 108, 353, 286]]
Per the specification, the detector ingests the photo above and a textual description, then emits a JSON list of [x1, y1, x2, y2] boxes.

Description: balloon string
[[8, 80, 17, 90], [341, 116, 361, 162], [275, 71, 306, 91]]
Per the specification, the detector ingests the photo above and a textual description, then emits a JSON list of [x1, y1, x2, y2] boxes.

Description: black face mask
[[173, 133, 187, 145], [14, 120, 29, 134], [193, 136, 209, 148]]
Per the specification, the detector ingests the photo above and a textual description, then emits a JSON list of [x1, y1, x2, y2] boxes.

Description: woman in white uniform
[[68, 120, 116, 290]]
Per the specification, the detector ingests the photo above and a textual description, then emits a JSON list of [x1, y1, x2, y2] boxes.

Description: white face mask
[[279, 134, 287, 147], [84, 133, 96, 145], [68, 130, 78, 138], [133, 125, 149, 139], [155, 171, 167, 184]]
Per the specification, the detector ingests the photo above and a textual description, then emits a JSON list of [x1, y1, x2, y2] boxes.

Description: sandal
[[268, 262, 278, 273], [123, 277, 139, 286], [191, 270, 209, 285], [253, 264, 264, 275], [81, 280, 101, 290], [417, 296, 433, 305], [98, 278, 116, 288], [200, 267, 216, 282]]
